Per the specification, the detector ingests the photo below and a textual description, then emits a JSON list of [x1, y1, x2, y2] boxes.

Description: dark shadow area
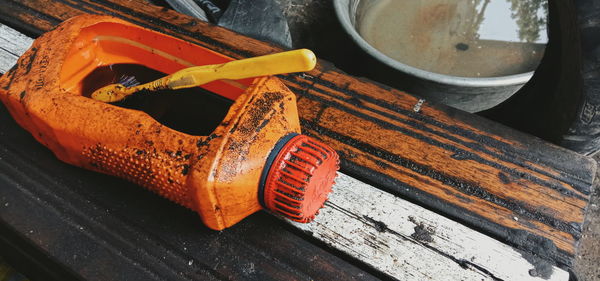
[[82, 64, 232, 136]]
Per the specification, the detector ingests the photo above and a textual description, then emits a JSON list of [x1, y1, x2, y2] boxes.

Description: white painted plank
[[0, 24, 33, 73], [289, 173, 569, 280], [0, 49, 18, 74], [0, 23, 569, 281]]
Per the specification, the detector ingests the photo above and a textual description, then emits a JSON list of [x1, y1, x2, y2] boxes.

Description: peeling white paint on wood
[[0, 24, 33, 73], [0, 23, 569, 281], [290, 173, 569, 281]]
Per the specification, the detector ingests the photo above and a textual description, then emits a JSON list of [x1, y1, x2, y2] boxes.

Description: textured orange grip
[[82, 144, 195, 208]]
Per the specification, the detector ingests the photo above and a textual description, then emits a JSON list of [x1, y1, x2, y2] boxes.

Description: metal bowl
[[333, 0, 538, 112]]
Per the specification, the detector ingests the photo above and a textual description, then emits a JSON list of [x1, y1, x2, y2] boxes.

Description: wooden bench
[[0, 0, 595, 280]]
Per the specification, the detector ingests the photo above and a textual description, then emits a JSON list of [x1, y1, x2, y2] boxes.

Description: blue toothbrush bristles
[[118, 75, 140, 88]]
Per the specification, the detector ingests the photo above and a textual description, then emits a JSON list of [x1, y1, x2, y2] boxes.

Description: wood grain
[[0, 0, 595, 268], [290, 173, 570, 281], [0, 24, 33, 73]]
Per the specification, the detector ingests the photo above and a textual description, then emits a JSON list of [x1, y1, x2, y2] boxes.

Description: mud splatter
[[409, 216, 435, 243]]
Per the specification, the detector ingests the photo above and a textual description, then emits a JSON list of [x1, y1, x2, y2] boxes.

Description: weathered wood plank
[[0, 20, 572, 281], [0, 0, 60, 35], [0, 0, 595, 268], [0, 25, 33, 73], [0, 25, 34, 54], [0, 50, 17, 74], [291, 173, 570, 281]]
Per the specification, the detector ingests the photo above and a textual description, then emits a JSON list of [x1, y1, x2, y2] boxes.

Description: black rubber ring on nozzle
[[258, 133, 299, 208]]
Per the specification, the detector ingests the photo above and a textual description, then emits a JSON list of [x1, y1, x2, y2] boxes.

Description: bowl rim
[[332, 0, 536, 88]]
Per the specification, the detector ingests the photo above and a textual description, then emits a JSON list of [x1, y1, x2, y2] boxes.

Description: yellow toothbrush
[[91, 49, 316, 103]]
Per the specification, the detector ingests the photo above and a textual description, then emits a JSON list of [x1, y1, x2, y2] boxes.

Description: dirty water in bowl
[[357, 0, 548, 78]]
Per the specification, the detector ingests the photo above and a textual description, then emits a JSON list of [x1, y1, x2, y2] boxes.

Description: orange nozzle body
[[0, 15, 338, 230]]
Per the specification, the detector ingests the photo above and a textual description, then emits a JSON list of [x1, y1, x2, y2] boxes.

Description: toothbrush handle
[[166, 49, 317, 89]]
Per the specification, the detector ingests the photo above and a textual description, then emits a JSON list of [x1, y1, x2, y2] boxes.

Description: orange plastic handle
[[0, 15, 304, 230]]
